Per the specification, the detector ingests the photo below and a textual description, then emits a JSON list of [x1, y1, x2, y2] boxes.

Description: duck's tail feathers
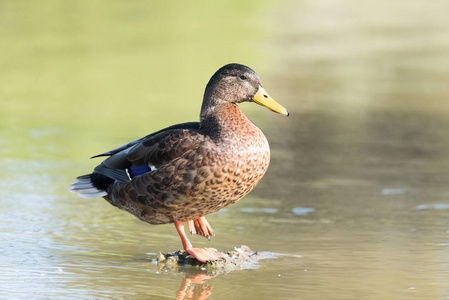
[[70, 174, 108, 199]]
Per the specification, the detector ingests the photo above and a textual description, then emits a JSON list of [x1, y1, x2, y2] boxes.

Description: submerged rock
[[156, 245, 264, 273]]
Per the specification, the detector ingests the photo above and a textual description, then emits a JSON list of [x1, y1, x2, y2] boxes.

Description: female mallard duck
[[71, 63, 289, 263]]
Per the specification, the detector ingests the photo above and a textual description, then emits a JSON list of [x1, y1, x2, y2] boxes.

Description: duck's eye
[[239, 75, 247, 80]]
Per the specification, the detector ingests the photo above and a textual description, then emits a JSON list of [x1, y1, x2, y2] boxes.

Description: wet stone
[[156, 245, 264, 273]]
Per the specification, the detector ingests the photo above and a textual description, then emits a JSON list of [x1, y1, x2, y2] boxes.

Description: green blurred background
[[1, 0, 282, 162]]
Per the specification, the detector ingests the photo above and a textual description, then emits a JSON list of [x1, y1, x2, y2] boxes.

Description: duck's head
[[201, 63, 289, 118]]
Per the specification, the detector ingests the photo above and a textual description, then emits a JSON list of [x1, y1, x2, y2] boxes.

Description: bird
[[70, 63, 289, 263]]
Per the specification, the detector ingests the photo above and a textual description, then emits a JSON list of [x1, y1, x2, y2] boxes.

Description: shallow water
[[2, 0, 449, 299]]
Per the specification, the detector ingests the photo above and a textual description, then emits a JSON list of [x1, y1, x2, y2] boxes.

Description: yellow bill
[[252, 86, 289, 116]]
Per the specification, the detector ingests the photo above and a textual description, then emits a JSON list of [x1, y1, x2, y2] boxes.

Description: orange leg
[[174, 221, 221, 263], [187, 217, 215, 240]]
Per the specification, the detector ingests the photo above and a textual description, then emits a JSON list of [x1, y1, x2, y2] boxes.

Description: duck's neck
[[200, 103, 259, 141]]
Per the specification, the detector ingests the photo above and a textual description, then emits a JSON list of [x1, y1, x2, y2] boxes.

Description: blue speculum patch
[[129, 165, 150, 177]]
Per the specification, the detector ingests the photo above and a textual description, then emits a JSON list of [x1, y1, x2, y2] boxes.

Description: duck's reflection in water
[[176, 273, 215, 300]]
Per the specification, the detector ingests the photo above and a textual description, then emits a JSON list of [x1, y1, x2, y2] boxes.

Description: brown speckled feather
[[107, 103, 270, 224]]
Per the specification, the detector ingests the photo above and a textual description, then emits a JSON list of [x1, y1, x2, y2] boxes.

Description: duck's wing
[[126, 123, 208, 168], [96, 122, 200, 170], [72, 122, 202, 198]]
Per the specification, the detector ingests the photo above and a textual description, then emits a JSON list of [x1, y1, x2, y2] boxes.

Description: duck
[[70, 63, 289, 263]]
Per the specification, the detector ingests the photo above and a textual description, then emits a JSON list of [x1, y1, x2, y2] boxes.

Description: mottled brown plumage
[[112, 102, 271, 224], [71, 63, 289, 262]]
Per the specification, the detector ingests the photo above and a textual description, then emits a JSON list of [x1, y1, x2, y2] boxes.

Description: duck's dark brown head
[[201, 63, 289, 119]]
